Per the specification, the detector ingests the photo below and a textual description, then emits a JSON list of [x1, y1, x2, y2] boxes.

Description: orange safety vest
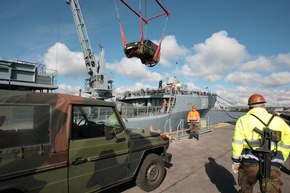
[[163, 100, 167, 106], [187, 110, 200, 122]]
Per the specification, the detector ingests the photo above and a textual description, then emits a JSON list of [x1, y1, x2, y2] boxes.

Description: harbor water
[[205, 111, 246, 125]]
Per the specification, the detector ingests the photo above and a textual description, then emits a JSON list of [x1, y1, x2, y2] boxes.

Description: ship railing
[[116, 88, 217, 100], [172, 118, 213, 140], [122, 105, 164, 118], [174, 119, 185, 140], [176, 119, 185, 137], [200, 116, 214, 134]]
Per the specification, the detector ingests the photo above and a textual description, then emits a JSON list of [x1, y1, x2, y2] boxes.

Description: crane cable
[[217, 95, 237, 106], [153, 15, 169, 62], [139, 0, 144, 44], [216, 95, 243, 120], [114, 0, 127, 46]]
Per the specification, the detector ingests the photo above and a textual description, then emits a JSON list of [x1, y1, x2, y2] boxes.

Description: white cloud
[[114, 82, 153, 93], [276, 53, 290, 67], [107, 57, 162, 82], [158, 35, 189, 66], [42, 43, 87, 77], [240, 56, 274, 72], [56, 84, 81, 95], [225, 71, 262, 85], [216, 85, 290, 107], [185, 82, 199, 90], [262, 71, 290, 87], [226, 70, 290, 88], [180, 31, 247, 81]]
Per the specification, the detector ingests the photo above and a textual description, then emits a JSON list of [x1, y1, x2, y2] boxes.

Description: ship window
[[72, 105, 123, 140], [0, 105, 50, 149]]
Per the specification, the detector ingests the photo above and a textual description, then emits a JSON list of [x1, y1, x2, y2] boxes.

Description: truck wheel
[[136, 154, 165, 192]]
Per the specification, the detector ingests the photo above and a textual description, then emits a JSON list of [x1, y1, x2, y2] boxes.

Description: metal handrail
[[163, 118, 171, 132]]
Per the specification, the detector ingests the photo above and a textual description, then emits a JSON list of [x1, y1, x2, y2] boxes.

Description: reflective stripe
[[241, 154, 285, 164], [232, 139, 244, 144], [240, 148, 285, 164], [244, 140, 290, 150], [279, 143, 290, 149], [232, 155, 240, 160], [241, 154, 259, 161], [272, 158, 284, 165]]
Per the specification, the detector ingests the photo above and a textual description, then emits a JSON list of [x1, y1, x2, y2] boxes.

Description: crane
[[66, 0, 113, 99]]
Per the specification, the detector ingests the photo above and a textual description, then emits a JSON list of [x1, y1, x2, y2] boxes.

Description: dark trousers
[[238, 162, 282, 193], [189, 122, 199, 139]]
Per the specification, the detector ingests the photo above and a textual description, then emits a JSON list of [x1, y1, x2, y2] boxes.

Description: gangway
[[172, 118, 213, 140]]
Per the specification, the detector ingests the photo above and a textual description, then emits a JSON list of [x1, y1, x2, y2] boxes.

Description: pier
[[104, 123, 290, 193]]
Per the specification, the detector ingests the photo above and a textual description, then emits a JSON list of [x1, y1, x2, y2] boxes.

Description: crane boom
[[66, 0, 112, 99]]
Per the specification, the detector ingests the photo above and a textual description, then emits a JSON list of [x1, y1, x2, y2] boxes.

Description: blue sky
[[1, 0, 290, 107]]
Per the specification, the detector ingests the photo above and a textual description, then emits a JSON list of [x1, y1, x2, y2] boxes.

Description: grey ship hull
[[118, 92, 217, 132]]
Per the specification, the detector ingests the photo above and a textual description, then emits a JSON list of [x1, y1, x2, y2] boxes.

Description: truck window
[[0, 105, 50, 149], [72, 105, 123, 139]]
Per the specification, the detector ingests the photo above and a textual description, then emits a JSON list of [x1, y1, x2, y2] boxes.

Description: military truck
[[0, 90, 171, 193]]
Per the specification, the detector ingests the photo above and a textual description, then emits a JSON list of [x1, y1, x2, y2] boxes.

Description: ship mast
[[66, 0, 113, 99]]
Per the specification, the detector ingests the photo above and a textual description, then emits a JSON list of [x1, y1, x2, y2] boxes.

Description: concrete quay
[[104, 123, 290, 193]]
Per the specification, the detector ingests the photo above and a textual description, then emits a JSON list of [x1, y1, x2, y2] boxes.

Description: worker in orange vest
[[187, 105, 200, 140], [162, 99, 168, 113]]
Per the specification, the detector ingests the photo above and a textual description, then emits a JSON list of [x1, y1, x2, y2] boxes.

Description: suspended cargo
[[115, 0, 170, 67], [124, 39, 159, 64]]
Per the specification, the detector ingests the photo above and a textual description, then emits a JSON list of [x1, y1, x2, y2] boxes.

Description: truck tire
[[136, 153, 165, 192]]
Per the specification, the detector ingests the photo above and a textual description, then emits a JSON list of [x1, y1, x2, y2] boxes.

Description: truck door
[[68, 105, 130, 193]]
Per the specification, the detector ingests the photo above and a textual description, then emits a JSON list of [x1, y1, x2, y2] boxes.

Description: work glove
[[232, 162, 240, 174]]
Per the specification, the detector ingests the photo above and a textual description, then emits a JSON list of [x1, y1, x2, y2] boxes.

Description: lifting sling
[[115, 0, 170, 67]]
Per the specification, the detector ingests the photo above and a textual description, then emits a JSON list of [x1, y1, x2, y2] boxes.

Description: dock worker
[[162, 99, 168, 113], [176, 81, 181, 94], [231, 94, 290, 193], [158, 79, 163, 89], [187, 105, 200, 140], [170, 83, 176, 95]]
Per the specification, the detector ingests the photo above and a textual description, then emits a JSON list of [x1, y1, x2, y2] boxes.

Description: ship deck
[[103, 123, 290, 193]]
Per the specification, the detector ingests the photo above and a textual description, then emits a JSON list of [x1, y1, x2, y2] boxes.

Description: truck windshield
[[72, 105, 123, 139]]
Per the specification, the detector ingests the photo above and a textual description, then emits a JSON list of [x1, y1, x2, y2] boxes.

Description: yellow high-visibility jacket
[[232, 107, 290, 165]]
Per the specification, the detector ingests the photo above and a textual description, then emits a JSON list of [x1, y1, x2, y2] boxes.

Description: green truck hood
[[127, 129, 169, 152], [128, 129, 161, 140]]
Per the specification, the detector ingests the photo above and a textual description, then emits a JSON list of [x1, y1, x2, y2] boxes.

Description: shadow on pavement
[[281, 164, 290, 175], [101, 180, 136, 193], [205, 157, 238, 193], [102, 160, 171, 193]]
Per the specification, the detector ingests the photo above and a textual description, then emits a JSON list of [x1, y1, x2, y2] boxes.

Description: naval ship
[[0, 59, 216, 133], [114, 76, 217, 132]]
